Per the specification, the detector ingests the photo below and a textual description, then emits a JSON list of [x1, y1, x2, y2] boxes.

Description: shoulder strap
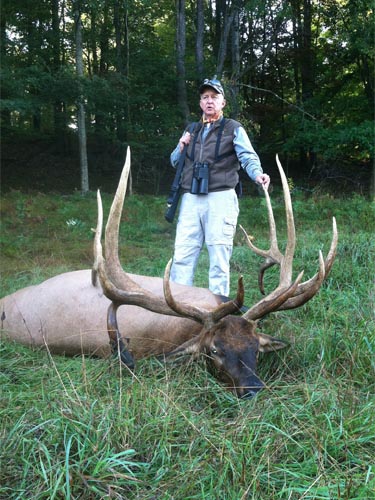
[[215, 118, 238, 162], [214, 118, 226, 162], [169, 122, 198, 195], [188, 118, 231, 163], [188, 121, 202, 162]]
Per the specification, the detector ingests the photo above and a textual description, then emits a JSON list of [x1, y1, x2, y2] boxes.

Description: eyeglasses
[[200, 94, 221, 101]]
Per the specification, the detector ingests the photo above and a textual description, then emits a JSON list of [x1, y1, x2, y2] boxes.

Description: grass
[[0, 188, 374, 499]]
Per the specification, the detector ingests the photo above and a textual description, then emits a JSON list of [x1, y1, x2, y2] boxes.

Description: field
[[0, 185, 374, 499]]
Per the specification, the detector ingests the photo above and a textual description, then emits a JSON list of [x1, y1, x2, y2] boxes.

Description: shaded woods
[[1, 0, 374, 195]]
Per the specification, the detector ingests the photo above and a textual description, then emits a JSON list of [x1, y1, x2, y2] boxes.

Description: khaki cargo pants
[[170, 189, 239, 296]]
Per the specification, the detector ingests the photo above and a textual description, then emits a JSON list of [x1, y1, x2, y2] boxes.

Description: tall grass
[[1, 189, 374, 499]]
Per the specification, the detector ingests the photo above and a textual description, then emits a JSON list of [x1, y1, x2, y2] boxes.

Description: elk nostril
[[238, 383, 264, 399], [241, 389, 260, 399]]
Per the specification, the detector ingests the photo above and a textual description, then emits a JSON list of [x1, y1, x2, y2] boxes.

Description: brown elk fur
[[0, 270, 225, 359]]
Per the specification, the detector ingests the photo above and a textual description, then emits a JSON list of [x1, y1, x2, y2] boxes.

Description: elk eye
[[210, 348, 219, 355]]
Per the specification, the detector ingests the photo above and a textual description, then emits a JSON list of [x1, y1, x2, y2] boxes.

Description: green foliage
[[1, 0, 373, 194], [1, 190, 374, 498], [283, 118, 374, 163]]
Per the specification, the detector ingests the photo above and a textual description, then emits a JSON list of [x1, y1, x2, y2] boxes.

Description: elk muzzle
[[206, 355, 265, 398], [205, 330, 264, 398]]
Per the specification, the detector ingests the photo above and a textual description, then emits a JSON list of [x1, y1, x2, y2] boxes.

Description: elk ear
[[258, 332, 288, 353], [163, 335, 202, 360]]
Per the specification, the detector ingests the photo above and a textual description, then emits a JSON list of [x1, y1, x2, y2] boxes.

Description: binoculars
[[191, 162, 209, 195]]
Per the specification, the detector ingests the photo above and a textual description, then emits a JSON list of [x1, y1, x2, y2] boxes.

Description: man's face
[[200, 89, 226, 118]]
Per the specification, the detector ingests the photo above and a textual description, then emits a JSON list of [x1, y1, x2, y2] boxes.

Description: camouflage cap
[[199, 78, 225, 97]]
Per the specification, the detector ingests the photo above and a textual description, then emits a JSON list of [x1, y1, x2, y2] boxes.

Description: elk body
[[0, 150, 337, 398]]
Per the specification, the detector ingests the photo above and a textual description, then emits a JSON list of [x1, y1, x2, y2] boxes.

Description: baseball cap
[[199, 78, 225, 97]]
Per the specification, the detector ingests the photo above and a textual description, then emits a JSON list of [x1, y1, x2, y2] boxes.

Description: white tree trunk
[[74, 2, 89, 193]]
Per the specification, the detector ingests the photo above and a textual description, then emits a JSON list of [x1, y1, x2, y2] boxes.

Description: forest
[[1, 0, 374, 196]]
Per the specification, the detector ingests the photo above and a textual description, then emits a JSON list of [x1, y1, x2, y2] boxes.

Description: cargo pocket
[[223, 216, 237, 239]]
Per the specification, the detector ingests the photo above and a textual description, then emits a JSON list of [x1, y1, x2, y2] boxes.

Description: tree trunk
[[99, 0, 110, 76], [291, 0, 316, 173], [216, 3, 236, 77], [52, 0, 67, 148], [74, 2, 89, 193], [195, 0, 205, 80], [114, 0, 125, 141], [0, 9, 10, 129], [89, 6, 99, 75], [230, 3, 240, 118], [176, 0, 190, 123], [114, 0, 124, 73], [371, 158, 375, 202], [290, 0, 302, 105], [300, 0, 314, 102], [124, 5, 132, 195]]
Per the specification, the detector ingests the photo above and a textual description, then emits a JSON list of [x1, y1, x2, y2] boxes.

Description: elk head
[[94, 148, 338, 398]]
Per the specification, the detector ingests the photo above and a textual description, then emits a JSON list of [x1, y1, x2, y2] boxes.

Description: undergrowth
[[0, 189, 374, 499]]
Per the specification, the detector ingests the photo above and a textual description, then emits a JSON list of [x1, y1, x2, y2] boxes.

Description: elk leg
[[107, 302, 135, 369]]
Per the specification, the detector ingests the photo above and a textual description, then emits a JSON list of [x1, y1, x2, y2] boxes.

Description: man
[[170, 78, 270, 297]]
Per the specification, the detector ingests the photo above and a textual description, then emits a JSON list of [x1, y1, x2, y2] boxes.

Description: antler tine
[[93, 188, 104, 276], [242, 156, 338, 321], [241, 154, 300, 321], [239, 180, 282, 264], [94, 147, 180, 317], [104, 146, 131, 267], [277, 251, 325, 310], [239, 154, 296, 294], [211, 275, 245, 322], [243, 270, 305, 320], [278, 216, 338, 310], [276, 153, 297, 285], [322, 216, 338, 277], [163, 260, 245, 328], [92, 184, 104, 286], [163, 260, 209, 325]]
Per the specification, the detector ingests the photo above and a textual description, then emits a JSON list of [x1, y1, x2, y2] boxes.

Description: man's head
[[199, 78, 226, 120]]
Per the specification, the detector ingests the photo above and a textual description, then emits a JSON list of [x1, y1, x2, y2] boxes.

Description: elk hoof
[[119, 348, 135, 370]]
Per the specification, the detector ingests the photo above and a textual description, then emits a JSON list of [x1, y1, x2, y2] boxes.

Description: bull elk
[[0, 149, 337, 398]]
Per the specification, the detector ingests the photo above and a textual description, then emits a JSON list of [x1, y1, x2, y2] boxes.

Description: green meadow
[[1, 188, 374, 499]]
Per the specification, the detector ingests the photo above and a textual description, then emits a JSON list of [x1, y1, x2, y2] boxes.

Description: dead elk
[[93, 148, 338, 398], [0, 150, 337, 398]]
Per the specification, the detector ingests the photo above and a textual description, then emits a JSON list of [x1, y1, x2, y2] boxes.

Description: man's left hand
[[255, 174, 270, 190]]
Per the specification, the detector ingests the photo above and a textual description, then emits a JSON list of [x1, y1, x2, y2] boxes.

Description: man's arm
[[170, 144, 181, 168], [234, 127, 270, 189], [170, 131, 191, 167]]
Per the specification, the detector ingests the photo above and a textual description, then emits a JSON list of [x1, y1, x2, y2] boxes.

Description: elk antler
[[163, 259, 244, 329], [94, 148, 179, 316], [241, 154, 338, 321], [93, 147, 245, 335]]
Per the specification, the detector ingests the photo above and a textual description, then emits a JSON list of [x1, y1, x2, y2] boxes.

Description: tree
[[73, 0, 89, 193], [51, 0, 67, 142], [176, 0, 189, 123], [195, 0, 205, 80]]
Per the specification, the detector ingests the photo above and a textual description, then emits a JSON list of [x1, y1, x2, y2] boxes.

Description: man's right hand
[[179, 132, 191, 152]]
